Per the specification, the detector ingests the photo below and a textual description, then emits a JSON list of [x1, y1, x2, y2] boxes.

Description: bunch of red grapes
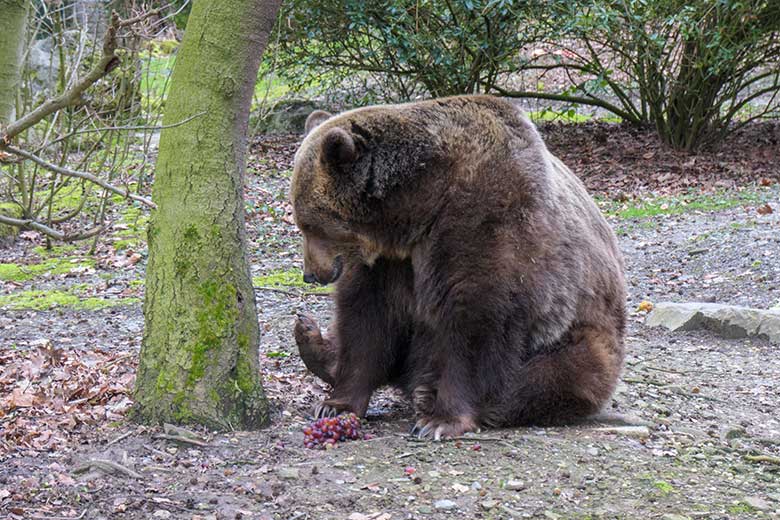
[[303, 413, 363, 449]]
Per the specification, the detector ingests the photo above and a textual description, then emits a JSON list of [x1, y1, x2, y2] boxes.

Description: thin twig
[[499, 504, 524, 518], [102, 353, 135, 370], [622, 377, 668, 386], [152, 434, 210, 448], [5, 145, 156, 208], [106, 431, 133, 447], [745, 454, 780, 465], [40, 111, 207, 152], [73, 458, 143, 479], [116, 4, 172, 28], [254, 286, 332, 298], [29, 510, 86, 520], [142, 444, 173, 459]]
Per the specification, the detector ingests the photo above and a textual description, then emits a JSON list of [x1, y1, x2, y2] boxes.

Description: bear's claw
[[313, 403, 335, 418], [411, 415, 479, 441], [313, 401, 354, 419]]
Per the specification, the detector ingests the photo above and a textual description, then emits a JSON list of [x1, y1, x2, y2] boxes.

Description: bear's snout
[[303, 256, 343, 286]]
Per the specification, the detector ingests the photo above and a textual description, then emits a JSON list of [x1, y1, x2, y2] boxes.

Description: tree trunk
[[133, 0, 282, 430], [0, 0, 29, 125]]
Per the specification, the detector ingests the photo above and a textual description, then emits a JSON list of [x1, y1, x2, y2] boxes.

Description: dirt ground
[[1, 123, 779, 520]]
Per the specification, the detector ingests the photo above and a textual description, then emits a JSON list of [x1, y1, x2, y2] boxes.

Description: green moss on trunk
[[133, 0, 283, 431]]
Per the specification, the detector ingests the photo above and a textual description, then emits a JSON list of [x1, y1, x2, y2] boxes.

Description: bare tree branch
[[3, 145, 156, 208], [39, 111, 207, 152], [490, 85, 642, 124], [0, 214, 107, 242], [1, 6, 170, 145]]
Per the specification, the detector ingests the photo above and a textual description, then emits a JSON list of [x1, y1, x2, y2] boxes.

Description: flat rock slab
[[646, 302, 780, 344]]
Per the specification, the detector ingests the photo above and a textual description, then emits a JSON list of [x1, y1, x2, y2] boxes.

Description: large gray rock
[[252, 99, 320, 134], [27, 37, 61, 93], [646, 302, 780, 344]]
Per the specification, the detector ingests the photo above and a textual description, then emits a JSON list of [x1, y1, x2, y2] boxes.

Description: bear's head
[[290, 107, 439, 285]]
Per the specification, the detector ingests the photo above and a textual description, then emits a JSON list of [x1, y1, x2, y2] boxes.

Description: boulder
[[27, 37, 61, 93], [252, 99, 320, 134], [646, 302, 780, 344]]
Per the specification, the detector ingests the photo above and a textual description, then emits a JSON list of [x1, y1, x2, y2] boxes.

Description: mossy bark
[[0, 0, 28, 124], [0, 202, 23, 242], [133, 0, 282, 430]]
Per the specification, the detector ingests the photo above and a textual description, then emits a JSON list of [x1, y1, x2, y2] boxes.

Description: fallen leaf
[[637, 301, 654, 313], [757, 203, 773, 215]]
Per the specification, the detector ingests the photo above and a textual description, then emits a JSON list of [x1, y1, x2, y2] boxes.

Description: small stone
[[152, 511, 171, 519], [506, 480, 526, 491], [417, 506, 433, 514], [586, 447, 599, 456], [742, 496, 770, 511], [471, 481, 482, 491], [278, 467, 299, 480], [451, 483, 469, 494], [348, 514, 369, 520], [434, 499, 457, 511], [661, 515, 691, 520], [480, 500, 497, 511], [722, 426, 747, 441]]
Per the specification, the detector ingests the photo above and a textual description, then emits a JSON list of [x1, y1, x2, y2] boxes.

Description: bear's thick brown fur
[[291, 95, 626, 439]]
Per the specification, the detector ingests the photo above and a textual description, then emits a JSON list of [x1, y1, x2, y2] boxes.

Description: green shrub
[[274, 0, 548, 102], [516, 0, 780, 151]]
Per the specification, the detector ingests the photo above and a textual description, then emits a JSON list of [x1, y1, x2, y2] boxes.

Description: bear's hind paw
[[410, 415, 479, 441]]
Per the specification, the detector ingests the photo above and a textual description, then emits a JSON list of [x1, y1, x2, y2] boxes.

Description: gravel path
[[1, 131, 779, 519]]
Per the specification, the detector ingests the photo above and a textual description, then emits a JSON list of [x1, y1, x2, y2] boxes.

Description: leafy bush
[[275, 0, 548, 102], [504, 0, 780, 150]]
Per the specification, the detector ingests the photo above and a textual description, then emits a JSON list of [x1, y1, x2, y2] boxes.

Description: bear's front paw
[[295, 314, 337, 385], [294, 313, 323, 346], [410, 414, 479, 441]]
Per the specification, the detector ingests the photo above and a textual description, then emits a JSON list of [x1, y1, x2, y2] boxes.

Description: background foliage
[[274, 0, 548, 103], [272, 0, 780, 150]]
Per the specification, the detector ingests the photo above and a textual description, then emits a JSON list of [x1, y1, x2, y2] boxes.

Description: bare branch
[[0, 214, 107, 242], [490, 85, 642, 124], [73, 458, 144, 480], [4, 146, 156, 209], [1, 7, 171, 145], [39, 111, 207, 152]]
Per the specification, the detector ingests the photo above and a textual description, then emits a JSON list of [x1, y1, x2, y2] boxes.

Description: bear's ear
[[304, 110, 332, 135], [321, 127, 357, 167]]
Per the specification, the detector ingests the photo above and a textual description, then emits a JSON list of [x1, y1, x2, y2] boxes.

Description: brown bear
[[291, 95, 626, 440]]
